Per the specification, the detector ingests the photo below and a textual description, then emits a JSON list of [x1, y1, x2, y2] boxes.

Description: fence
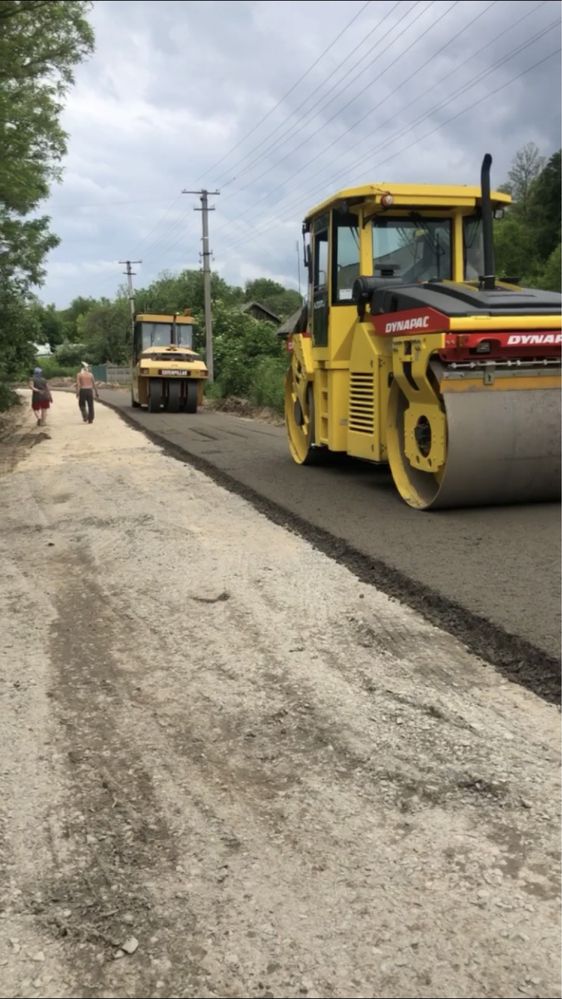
[[92, 365, 130, 384]]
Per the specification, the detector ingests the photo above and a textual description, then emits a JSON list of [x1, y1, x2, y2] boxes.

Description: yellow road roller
[[284, 155, 561, 509], [131, 311, 208, 413]]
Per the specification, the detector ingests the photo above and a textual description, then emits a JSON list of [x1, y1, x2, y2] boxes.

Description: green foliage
[[499, 142, 545, 216], [29, 300, 65, 349], [34, 357, 77, 379], [136, 269, 242, 317], [0, 287, 40, 380], [0, 381, 19, 411], [54, 341, 87, 366], [494, 215, 537, 282], [244, 278, 301, 320], [78, 297, 130, 364], [213, 303, 285, 399], [533, 244, 561, 293], [248, 356, 287, 411], [0, 0, 94, 270], [0, 0, 94, 401], [494, 147, 561, 288], [528, 150, 561, 261]]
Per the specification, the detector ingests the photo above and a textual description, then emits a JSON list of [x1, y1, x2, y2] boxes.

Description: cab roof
[[141, 345, 198, 354], [136, 313, 196, 324], [304, 183, 512, 221]]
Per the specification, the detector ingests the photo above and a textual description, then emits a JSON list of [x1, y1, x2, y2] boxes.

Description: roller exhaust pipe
[[480, 153, 496, 291]]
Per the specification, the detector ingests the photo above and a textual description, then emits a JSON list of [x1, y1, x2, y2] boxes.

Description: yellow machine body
[[131, 313, 207, 413], [285, 176, 561, 509]]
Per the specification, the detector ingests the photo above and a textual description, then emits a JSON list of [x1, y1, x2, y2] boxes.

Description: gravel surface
[[0, 392, 560, 999]]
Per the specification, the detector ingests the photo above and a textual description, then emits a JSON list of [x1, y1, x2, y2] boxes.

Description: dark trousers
[[79, 388, 95, 423]]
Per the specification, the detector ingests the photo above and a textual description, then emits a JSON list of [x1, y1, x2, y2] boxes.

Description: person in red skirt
[[29, 367, 53, 426]]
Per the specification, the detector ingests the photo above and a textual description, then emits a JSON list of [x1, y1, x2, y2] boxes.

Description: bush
[[249, 356, 287, 412], [533, 244, 561, 292], [34, 357, 77, 379], [0, 382, 19, 412], [54, 342, 87, 366]]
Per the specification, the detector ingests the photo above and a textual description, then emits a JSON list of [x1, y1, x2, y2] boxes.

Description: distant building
[[240, 301, 281, 326], [33, 343, 53, 357], [277, 303, 307, 339]]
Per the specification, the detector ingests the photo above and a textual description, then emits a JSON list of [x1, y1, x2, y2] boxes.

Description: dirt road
[[0, 392, 560, 999]]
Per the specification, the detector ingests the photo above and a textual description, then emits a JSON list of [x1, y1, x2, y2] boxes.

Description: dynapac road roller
[[284, 154, 561, 509], [131, 311, 207, 413]]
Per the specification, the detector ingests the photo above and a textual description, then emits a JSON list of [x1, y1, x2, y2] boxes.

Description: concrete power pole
[[182, 189, 220, 382], [119, 259, 142, 333]]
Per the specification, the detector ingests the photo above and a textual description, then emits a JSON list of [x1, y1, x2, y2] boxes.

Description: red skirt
[[32, 399, 50, 411]]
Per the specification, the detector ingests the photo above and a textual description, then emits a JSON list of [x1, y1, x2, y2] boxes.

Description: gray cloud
[[40, 0, 561, 306]]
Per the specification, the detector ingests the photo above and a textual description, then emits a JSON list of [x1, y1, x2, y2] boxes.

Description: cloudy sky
[[40, 0, 561, 307]]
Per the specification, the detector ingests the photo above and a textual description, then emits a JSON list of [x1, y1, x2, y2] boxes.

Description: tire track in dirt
[[41, 552, 179, 997]]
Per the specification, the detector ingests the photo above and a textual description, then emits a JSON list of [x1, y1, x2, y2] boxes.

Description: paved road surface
[[100, 391, 561, 682]]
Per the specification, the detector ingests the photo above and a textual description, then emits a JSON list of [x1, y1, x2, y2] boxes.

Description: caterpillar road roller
[[131, 311, 208, 413], [284, 154, 561, 509]]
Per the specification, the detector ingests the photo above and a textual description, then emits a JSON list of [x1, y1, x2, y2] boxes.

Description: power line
[[212, 0, 406, 189], [194, 0, 373, 185], [121, 1, 555, 291], [138, 0, 453, 266], [265, 13, 558, 212], [217, 42, 560, 262], [150, 0, 461, 266], [138, 211, 194, 266], [134, 194, 185, 253], [215, 7, 556, 257], [136, 2, 379, 265], [215, 0, 456, 217], [216, 6, 554, 250]]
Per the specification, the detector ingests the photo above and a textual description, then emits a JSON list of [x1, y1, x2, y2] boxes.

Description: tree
[[494, 215, 538, 283], [29, 300, 65, 349], [136, 269, 243, 316], [501, 142, 545, 216], [59, 294, 99, 341], [0, 1, 94, 401], [79, 298, 130, 364], [528, 150, 561, 261], [0, 1, 94, 269], [0, 288, 40, 379], [213, 303, 284, 397], [534, 244, 561, 293], [244, 278, 302, 319], [54, 341, 87, 366], [494, 145, 561, 288]]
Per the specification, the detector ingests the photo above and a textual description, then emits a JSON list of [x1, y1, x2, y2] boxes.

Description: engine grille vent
[[349, 372, 375, 434]]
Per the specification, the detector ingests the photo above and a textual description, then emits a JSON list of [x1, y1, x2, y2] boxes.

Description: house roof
[[240, 301, 281, 323]]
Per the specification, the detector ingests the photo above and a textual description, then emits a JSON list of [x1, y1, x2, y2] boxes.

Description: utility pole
[[182, 188, 220, 382], [119, 259, 142, 333]]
